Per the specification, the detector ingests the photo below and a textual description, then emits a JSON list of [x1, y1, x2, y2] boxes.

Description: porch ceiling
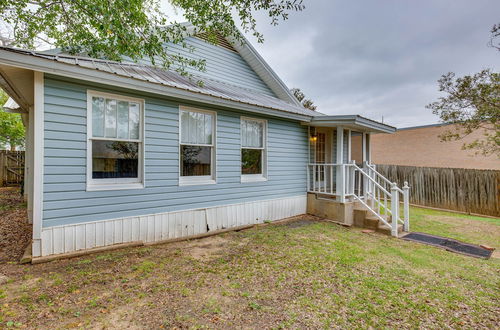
[[304, 115, 396, 134], [0, 64, 34, 113]]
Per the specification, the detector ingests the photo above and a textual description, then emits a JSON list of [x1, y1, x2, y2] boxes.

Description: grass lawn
[[0, 207, 498, 328]]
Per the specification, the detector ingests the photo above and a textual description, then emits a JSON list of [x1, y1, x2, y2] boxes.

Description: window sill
[[179, 177, 216, 186], [86, 182, 144, 191], [241, 175, 267, 183]]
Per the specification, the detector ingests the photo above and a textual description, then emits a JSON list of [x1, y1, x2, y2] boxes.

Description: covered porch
[[303, 115, 410, 237]]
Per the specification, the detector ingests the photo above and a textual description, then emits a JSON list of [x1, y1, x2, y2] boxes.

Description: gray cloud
[[247, 0, 500, 127]]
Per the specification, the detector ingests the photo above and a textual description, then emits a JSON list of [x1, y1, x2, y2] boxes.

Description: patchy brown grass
[[0, 201, 498, 328]]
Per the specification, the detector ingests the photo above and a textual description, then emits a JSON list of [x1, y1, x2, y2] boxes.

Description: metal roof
[[0, 46, 320, 118]]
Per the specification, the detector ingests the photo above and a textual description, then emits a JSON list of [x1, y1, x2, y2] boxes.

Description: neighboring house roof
[[0, 46, 319, 120], [371, 124, 499, 170], [398, 123, 445, 131]]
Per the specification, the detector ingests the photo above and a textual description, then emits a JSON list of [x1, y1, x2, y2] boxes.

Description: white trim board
[[39, 195, 307, 257], [32, 71, 44, 257]]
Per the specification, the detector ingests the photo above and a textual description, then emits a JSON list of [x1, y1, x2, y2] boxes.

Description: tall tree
[[0, 0, 305, 75], [427, 24, 500, 157], [0, 89, 25, 151], [291, 87, 317, 111]]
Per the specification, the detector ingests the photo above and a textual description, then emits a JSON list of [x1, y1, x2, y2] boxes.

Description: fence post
[[403, 181, 410, 232], [391, 182, 399, 237]]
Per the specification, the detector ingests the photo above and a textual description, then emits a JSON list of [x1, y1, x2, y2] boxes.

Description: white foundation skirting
[[38, 195, 307, 257]]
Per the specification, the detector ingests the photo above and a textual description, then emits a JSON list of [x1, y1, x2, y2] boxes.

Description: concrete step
[[377, 223, 404, 236], [364, 217, 379, 230]]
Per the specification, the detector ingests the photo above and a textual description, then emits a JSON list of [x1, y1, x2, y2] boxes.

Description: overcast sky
[[163, 1, 500, 128], [240, 0, 499, 128]]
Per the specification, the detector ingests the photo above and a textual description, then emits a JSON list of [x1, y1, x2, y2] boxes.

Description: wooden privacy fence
[[375, 164, 500, 217], [0, 150, 25, 186]]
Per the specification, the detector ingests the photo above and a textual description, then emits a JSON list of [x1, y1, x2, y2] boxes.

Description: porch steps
[[353, 208, 403, 236]]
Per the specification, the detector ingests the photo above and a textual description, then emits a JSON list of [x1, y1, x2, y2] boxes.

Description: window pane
[[181, 145, 211, 176], [92, 97, 105, 137], [242, 148, 262, 174], [181, 110, 213, 145], [241, 120, 247, 147], [105, 98, 117, 138], [188, 112, 196, 144], [129, 102, 140, 139], [181, 110, 190, 143], [117, 101, 129, 139], [204, 113, 212, 144], [92, 140, 138, 179], [241, 119, 263, 148]]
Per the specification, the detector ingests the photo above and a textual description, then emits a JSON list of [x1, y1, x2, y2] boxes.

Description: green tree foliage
[[0, 0, 304, 75], [428, 24, 500, 157], [0, 89, 25, 151], [291, 87, 317, 111]]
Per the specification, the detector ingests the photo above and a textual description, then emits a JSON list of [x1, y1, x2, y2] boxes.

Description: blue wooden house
[[0, 26, 410, 261]]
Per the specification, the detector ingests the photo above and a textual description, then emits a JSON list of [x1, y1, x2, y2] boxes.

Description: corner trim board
[[32, 71, 44, 257]]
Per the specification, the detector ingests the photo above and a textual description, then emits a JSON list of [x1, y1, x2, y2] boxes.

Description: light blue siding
[[137, 37, 276, 97], [42, 76, 308, 227]]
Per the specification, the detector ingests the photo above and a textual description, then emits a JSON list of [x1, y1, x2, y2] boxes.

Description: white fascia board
[[305, 115, 396, 133], [0, 50, 312, 122]]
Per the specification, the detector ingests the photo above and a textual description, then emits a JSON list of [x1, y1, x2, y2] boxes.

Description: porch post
[[403, 182, 410, 232], [390, 182, 399, 237], [336, 127, 345, 202], [365, 133, 371, 164]]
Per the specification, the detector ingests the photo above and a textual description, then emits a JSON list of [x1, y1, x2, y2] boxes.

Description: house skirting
[[306, 193, 354, 226], [37, 195, 307, 257]]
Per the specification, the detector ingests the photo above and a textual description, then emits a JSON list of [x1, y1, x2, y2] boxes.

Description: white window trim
[[240, 116, 267, 183], [179, 106, 217, 186], [86, 90, 145, 191]]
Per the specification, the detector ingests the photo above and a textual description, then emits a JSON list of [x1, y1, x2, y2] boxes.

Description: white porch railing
[[307, 162, 410, 237]]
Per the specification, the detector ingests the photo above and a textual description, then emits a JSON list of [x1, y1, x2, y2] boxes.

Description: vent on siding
[[195, 32, 237, 52]]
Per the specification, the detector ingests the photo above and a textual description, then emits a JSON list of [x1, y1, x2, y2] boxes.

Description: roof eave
[[0, 49, 312, 122], [305, 115, 396, 133]]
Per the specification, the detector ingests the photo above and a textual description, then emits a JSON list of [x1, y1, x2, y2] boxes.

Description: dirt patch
[[284, 219, 319, 228], [279, 214, 324, 228], [0, 187, 31, 263], [184, 235, 232, 261]]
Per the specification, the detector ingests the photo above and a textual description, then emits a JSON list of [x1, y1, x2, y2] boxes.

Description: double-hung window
[[87, 91, 144, 191], [179, 107, 216, 185], [241, 117, 267, 182]]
